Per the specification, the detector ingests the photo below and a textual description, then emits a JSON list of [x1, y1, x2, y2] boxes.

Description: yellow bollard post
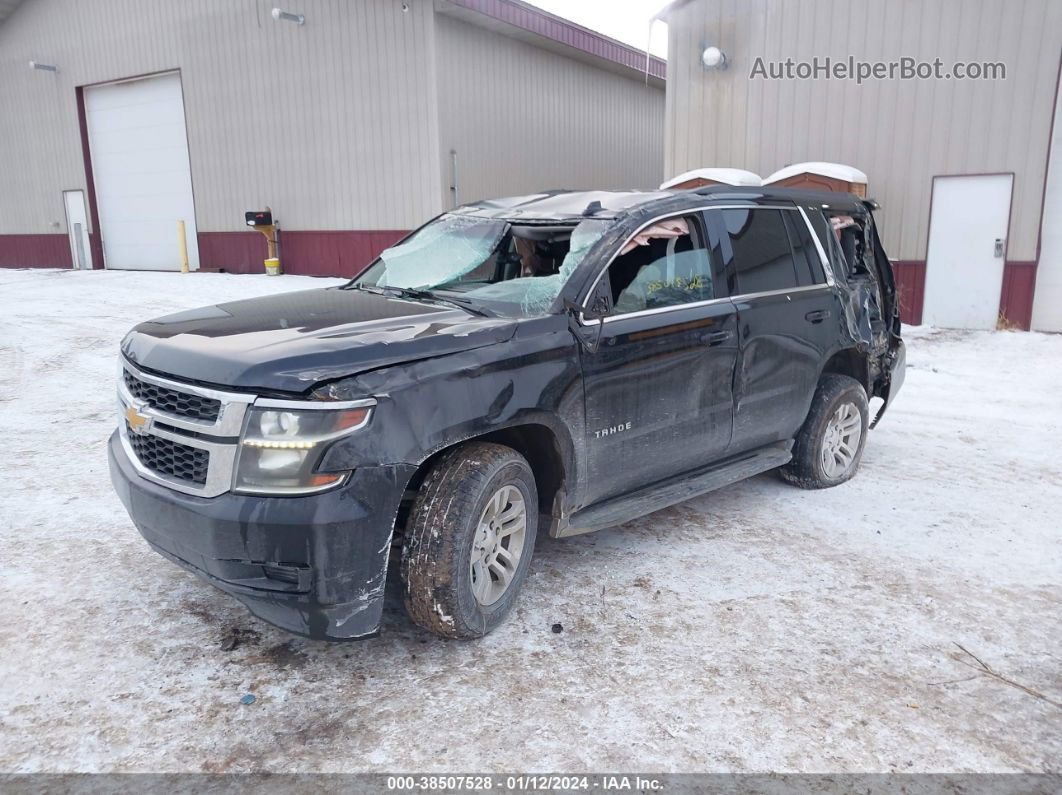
[[177, 219, 190, 274]]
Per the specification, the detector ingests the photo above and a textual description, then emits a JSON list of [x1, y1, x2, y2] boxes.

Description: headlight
[[234, 398, 374, 495]]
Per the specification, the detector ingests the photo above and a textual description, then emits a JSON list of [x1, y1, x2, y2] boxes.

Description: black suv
[[109, 187, 905, 641]]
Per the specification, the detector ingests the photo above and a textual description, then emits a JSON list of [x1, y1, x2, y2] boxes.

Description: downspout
[[449, 149, 459, 208]]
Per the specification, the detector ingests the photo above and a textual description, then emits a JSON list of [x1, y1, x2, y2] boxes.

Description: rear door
[[578, 212, 737, 505], [707, 206, 835, 454]]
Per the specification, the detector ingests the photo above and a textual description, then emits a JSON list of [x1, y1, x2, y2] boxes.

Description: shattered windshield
[[350, 214, 610, 317]]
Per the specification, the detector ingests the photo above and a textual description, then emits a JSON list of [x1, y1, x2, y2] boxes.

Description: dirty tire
[[780, 374, 869, 490], [402, 442, 538, 639]]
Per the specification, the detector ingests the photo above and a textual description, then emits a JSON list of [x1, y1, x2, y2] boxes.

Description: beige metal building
[[662, 0, 1062, 331], [0, 0, 665, 276]]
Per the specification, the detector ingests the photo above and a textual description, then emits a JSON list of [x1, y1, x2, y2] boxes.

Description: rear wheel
[[780, 374, 869, 489], [401, 442, 538, 639]]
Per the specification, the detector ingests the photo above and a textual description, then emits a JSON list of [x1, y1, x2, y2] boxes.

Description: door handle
[[804, 309, 830, 323], [700, 330, 732, 345]]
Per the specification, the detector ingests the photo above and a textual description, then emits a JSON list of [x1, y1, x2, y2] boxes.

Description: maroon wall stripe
[[0, 230, 406, 276], [195, 232, 265, 273], [0, 235, 72, 268], [890, 259, 1038, 329], [3, 232, 1035, 330], [999, 261, 1038, 330], [891, 261, 926, 326], [197, 230, 407, 277], [279, 230, 408, 277]]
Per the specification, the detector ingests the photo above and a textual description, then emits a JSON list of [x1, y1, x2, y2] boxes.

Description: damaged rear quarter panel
[[809, 204, 904, 413]]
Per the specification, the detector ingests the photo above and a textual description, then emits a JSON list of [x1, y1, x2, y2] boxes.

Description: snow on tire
[[401, 441, 538, 639], [780, 374, 870, 490]]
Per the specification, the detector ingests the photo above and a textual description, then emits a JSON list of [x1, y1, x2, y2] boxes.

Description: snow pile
[[0, 270, 1059, 774], [764, 161, 868, 185]]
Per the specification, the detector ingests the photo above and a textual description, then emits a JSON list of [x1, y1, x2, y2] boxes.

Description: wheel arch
[[819, 347, 871, 394], [404, 418, 572, 536]]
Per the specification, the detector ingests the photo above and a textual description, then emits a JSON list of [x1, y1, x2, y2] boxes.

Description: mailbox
[[244, 208, 280, 275], [245, 210, 273, 227]]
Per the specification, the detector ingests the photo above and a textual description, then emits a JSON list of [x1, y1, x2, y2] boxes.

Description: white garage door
[[922, 174, 1013, 329], [85, 72, 199, 271]]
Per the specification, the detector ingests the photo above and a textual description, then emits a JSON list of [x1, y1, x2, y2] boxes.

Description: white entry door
[[62, 190, 93, 269], [84, 72, 199, 270], [922, 174, 1013, 329]]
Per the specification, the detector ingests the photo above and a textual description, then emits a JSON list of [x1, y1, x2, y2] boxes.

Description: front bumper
[[109, 431, 416, 641]]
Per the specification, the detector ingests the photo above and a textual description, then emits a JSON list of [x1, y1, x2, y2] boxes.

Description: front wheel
[[401, 442, 538, 639], [780, 374, 869, 489]]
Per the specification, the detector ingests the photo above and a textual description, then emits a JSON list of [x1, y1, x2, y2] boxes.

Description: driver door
[[578, 212, 737, 506]]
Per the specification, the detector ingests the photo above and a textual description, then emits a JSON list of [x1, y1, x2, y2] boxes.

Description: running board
[[558, 441, 793, 537]]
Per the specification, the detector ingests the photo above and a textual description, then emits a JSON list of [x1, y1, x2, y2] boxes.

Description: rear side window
[[719, 208, 801, 294], [782, 211, 826, 285], [805, 208, 850, 281]]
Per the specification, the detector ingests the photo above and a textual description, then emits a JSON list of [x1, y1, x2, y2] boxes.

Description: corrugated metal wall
[[435, 13, 665, 205], [1030, 72, 1062, 331], [664, 0, 1062, 263], [0, 0, 443, 237]]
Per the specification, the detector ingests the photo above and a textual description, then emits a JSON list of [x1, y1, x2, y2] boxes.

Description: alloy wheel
[[821, 402, 862, 479], [469, 485, 527, 606]]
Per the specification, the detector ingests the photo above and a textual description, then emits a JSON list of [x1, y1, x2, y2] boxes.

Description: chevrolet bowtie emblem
[[125, 404, 151, 434]]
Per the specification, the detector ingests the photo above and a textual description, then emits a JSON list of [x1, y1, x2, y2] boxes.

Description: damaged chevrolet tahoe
[[110, 187, 905, 641]]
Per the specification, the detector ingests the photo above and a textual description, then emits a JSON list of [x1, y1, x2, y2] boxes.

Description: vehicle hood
[[120, 287, 518, 393]]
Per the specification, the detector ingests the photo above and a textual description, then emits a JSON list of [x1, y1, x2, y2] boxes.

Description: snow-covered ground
[[1, 268, 1059, 773]]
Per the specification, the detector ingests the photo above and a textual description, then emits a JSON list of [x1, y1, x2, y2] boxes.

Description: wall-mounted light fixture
[[271, 8, 305, 25], [29, 60, 59, 73], [700, 46, 728, 71]]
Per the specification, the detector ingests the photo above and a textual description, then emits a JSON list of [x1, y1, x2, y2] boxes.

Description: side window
[[607, 215, 716, 315], [720, 208, 801, 294], [782, 211, 826, 285], [806, 208, 850, 281]]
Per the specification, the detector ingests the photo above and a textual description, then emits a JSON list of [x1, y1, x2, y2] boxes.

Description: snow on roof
[[764, 162, 868, 185], [659, 168, 763, 190]]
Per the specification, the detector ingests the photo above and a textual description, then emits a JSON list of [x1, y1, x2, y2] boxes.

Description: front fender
[[315, 318, 586, 497]]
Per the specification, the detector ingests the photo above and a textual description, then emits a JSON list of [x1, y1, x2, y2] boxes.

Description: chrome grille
[[118, 359, 256, 498], [123, 369, 220, 421], [126, 424, 209, 485]]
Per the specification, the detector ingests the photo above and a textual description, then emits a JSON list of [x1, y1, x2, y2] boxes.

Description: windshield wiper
[[346, 284, 387, 295], [384, 286, 437, 301], [362, 285, 492, 317], [429, 291, 496, 317]]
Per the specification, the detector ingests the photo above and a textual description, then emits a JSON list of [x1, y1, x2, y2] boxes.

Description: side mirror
[[585, 294, 611, 320], [565, 282, 612, 321], [565, 285, 611, 354]]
